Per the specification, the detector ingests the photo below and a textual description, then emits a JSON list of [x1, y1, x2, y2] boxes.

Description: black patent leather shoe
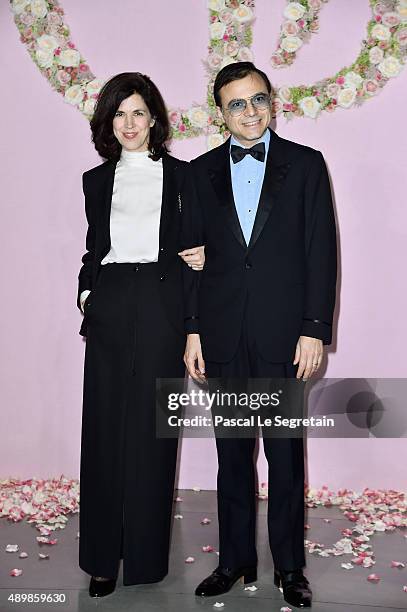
[[274, 568, 312, 608], [195, 565, 257, 597], [89, 576, 117, 598]]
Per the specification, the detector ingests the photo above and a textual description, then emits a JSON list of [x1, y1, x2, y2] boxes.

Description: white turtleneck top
[[101, 148, 163, 264], [80, 148, 163, 311]]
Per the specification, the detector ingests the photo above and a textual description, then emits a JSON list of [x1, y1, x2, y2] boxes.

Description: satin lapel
[[247, 132, 292, 252], [159, 153, 177, 246], [209, 140, 246, 249]]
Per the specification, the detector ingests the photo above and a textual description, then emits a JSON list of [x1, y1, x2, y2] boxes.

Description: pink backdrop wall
[[1, 1, 406, 490]]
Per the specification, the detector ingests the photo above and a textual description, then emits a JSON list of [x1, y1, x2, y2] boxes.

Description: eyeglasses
[[224, 93, 271, 117]]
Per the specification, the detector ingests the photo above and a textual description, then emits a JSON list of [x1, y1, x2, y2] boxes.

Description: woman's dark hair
[[213, 62, 272, 108], [90, 72, 170, 161]]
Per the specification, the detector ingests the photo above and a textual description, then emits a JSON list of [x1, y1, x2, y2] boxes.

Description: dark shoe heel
[[243, 568, 257, 584]]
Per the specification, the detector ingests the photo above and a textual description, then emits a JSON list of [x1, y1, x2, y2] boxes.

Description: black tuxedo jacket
[[185, 128, 337, 363], [77, 152, 189, 337]]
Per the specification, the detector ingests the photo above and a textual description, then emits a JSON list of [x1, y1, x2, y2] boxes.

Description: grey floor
[[1, 490, 406, 612]]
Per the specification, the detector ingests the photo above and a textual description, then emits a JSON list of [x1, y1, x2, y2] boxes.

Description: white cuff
[[80, 290, 91, 313]]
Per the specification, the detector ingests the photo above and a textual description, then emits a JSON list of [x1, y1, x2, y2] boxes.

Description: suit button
[[160, 247, 165, 252], [160, 275, 166, 281], [245, 262, 252, 269], [133, 265, 139, 272]]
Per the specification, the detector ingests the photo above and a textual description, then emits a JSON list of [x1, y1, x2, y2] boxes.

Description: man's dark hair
[[90, 72, 169, 161], [213, 62, 272, 108]]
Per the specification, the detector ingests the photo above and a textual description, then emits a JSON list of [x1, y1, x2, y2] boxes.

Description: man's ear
[[216, 106, 224, 123]]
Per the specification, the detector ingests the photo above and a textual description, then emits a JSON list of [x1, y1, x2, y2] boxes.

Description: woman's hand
[[184, 334, 206, 382], [178, 245, 205, 270]]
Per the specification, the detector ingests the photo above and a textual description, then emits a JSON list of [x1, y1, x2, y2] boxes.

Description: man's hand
[[293, 336, 323, 380], [178, 245, 205, 270], [184, 333, 206, 382]]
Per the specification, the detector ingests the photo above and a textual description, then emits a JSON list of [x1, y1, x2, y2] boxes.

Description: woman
[[77, 72, 204, 598]]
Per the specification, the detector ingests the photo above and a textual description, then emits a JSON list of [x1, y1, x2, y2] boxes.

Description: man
[[184, 62, 337, 608]]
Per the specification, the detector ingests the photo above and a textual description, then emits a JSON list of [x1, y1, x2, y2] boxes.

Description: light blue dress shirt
[[230, 129, 270, 245]]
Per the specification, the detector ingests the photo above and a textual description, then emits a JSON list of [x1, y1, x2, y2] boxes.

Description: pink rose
[[227, 0, 240, 9], [364, 79, 378, 94], [272, 99, 282, 116], [56, 69, 71, 85], [219, 10, 233, 24], [211, 14, 217, 23], [270, 53, 283, 68], [336, 76, 345, 85], [67, 41, 75, 49], [179, 124, 186, 133], [223, 34, 229, 40], [282, 21, 299, 36], [375, 15, 382, 22], [309, 21, 319, 32], [169, 110, 181, 126], [207, 52, 223, 70], [283, 103, 292, 111], [225, 40, 239, 56], [79, 64, 89, 72], [47, 12, 62, 26], [326, 83, 340, 98], [395, 27, 407, 47], [373, 2, 388, 16], [20, 13, 34, 26], [309, 0, 322, 9], [54, 47, 61, 55], [298, 19, 305, 29], [382, 12, 401, 27]]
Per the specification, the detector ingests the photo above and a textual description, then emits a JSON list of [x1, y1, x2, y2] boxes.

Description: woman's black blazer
[[77, 152, 190, 337]]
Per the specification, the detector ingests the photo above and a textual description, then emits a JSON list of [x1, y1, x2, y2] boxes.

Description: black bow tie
[[231, 142, 265, 164]]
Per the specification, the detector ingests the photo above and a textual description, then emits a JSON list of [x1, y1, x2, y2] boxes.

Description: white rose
[[337, 87, 356, 108], [11, 0, 30, 15], [397, 5, 407, 22], [378, 56, 402, 77], [207, 133, 225, 150], [237, 46, 253, 61], [35, 48, 54, 69], [371, 24, 391, 41], [36, 34, 59, 52], [220, 56, 236, 69], [187, 107, 209, 128], [233, 5, 254, 23], [344, 71, 363, 90], [299, 96, 321, 119], [60, 48, 81, 68], [278, 86, 292, 103], [284, 2, 306, 21], [280, 36, 303, 53], [210, 21, 226, 39], [83, 98, 96, 116], [369, 46, 384, 64], [85, 78, 104, 95], [64, 84, 84, 106], [208, 0, 226, 11], [30, 0, 48, 19]]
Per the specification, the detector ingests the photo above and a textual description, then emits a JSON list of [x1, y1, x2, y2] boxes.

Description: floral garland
[[270, 0, 330, 69], [10, 0, 407, 148]]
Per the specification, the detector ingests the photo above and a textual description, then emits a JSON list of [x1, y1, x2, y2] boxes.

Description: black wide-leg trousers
[[205, 306, 306, 572], [79, 263, 185, 585]]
